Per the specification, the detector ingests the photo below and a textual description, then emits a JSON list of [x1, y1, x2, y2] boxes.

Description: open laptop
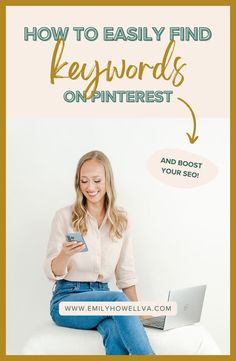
[[141, 285, 206, 331]]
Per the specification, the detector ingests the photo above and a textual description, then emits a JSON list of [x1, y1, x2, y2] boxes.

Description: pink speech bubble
[[147, 149, 218, 188]]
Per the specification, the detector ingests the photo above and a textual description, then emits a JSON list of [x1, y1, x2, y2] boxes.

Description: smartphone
[[66, 232, 88, 252]]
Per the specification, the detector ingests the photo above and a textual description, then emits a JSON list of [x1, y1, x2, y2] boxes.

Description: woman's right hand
[[51, 241, 86, 277], [60, 241, 86, 257]]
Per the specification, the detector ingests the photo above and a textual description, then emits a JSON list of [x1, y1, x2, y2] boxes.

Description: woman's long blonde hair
[[72, 150, 128, 240]]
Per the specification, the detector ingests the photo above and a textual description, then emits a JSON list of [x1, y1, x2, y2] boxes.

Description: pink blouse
[[44, 205, 138, 289]]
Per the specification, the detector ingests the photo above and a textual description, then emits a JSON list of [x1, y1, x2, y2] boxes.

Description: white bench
[[22, 321, 221, 355]]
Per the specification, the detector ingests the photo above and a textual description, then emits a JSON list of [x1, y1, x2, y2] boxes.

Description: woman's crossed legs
[[51, 290, 155, 355]]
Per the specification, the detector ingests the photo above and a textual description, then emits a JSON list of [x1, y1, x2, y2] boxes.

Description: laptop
[[141, 284, 206, 331]]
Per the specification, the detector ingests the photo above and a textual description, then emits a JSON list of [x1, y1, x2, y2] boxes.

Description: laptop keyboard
[[142, 316, 166, 329]]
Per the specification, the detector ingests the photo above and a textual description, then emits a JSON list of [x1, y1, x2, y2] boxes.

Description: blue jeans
[[50, 280, 155, 355]]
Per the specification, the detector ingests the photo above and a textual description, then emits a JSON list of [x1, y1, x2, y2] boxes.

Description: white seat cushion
[[22, 321, 221, 355]]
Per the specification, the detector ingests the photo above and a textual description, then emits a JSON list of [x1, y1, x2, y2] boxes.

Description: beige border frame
[[0, 0, 234, 360]]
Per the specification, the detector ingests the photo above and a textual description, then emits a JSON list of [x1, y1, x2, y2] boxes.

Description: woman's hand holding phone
[[51, 233, 87, 277], [61, 240, 86, 257], [63, 233, 88, 256]]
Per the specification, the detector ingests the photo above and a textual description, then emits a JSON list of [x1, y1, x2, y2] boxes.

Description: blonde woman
[[44, 150, 154, 355]]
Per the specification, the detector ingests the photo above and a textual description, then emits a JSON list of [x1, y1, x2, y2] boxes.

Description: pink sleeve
[[44, 211, 68, 281], [115, 220, 138, 289]]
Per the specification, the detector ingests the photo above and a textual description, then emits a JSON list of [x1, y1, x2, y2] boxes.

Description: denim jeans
[[50, 280, 155, 355]]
